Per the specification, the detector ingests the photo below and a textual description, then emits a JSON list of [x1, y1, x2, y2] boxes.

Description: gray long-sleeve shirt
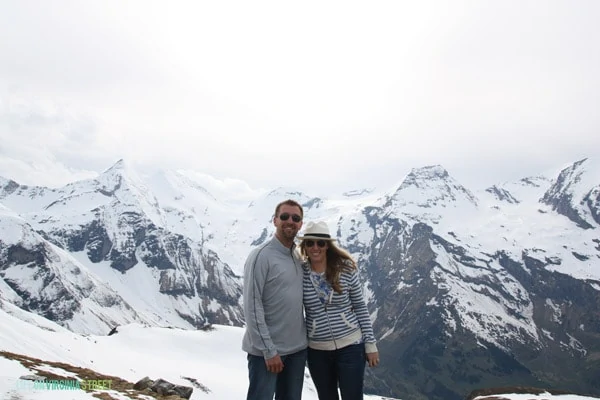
[[242, 237, 307, 359]]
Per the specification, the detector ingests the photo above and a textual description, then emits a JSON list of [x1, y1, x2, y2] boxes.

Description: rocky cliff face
[[357, 219, 600, 399], [541, 158, 600, 228], [0, 209, 147, 333]]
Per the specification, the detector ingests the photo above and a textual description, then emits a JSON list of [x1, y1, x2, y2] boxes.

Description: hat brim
[[297, 235, 336, 241]]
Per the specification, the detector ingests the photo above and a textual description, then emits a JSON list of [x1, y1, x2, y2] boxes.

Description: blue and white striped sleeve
[[348, 270, 378, 353]]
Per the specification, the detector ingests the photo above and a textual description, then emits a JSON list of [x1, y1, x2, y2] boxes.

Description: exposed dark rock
[[133, 376, 153, 390], [0, 179, 20, 196], [150, 377, 194, 399], [251, 228, 268, 246], [54, 220, 112, 261], [303, 197, 322, 209], [541, 159, 594, 229], [140, 230, 178, 270], [486, 186, 520, 204], [5, 244, 47, 267], [583, 187, 600, 225], [572, 252, 589, 261], [97, 175, 122, 196], [133, 376, 194, 398], [1, 243, 79, 322], [109, 248, 138, 272]]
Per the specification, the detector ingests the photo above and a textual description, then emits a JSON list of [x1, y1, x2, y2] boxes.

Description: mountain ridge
[[1, 157, 599, 400]]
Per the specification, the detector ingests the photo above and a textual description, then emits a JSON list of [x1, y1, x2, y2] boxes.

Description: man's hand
[[366, 351, 379, 367], [265, 354, 284, 373]]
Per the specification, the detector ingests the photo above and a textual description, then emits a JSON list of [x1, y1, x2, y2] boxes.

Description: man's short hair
[[274, 199, 303, 218]]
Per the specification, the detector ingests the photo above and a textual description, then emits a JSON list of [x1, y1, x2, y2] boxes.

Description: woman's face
[[304, 239, 328, 264]]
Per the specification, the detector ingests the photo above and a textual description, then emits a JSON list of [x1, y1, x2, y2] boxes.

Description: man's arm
[[243, 248, 278, 359]]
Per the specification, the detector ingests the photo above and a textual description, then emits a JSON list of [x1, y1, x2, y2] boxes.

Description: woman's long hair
[[299, 240, 357, 293]]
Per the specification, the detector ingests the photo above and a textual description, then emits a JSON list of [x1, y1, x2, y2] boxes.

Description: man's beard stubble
[[280, 224, 298, 241]]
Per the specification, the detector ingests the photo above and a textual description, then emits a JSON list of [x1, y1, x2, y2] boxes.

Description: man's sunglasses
[[305, 239, 327, 248], [279, 213, 302, 223]]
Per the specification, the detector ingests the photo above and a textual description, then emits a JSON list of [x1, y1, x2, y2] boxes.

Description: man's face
[[274, 204, 303, 241]]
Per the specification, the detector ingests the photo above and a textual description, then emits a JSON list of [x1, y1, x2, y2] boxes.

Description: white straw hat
[[297, 221, 336, 241]]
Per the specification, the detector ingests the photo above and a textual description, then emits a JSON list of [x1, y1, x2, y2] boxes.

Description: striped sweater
[[302, 262, 378, 353]]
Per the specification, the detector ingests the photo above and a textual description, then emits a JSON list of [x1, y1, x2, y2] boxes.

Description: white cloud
[[1, 0, 599, 194]]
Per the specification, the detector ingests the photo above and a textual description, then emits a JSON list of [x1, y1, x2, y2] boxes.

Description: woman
[[298, 220, 379, 400]]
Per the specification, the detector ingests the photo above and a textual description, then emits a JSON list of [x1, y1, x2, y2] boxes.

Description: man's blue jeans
[[307, 343, 366, 400], [246, 348, 307, 400]]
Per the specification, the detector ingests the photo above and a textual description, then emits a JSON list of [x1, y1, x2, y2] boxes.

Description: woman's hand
[[366, 351, 379, 367]]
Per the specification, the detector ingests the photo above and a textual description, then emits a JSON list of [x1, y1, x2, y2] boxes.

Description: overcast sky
[[1, 1, 599, 196]]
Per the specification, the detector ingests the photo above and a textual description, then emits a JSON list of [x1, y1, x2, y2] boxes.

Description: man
[[242, 199, 308, 400]]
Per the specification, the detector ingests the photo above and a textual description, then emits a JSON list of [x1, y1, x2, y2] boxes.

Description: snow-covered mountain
[[1, 157, 599, 400], [0, 160, 242, 334]]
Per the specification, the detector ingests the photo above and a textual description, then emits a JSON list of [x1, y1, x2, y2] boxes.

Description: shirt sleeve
[[348, 269, 378, 353], [243, 249, 278, 359]]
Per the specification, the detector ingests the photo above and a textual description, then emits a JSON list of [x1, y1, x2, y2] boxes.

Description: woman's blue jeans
[[307, 343, 366, 400], [246, 348, 307, 400]]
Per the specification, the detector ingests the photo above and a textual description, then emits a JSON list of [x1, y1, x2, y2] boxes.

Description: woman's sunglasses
[[305, 239, 327, 248], [279, 213, 302, 223]]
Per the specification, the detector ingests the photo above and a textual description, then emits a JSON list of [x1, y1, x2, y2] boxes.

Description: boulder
[[133, 376, 193, 399]]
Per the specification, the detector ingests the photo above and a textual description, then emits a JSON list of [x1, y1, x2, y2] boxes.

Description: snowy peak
[[96, 159, 145, 193], [380, 165, 478, 223], [397, 165, 477, 205], [401, 164, 449, 185], [94, 159, 160, 212], [541, 158, 600, 229], [95, 158, 129, 195]]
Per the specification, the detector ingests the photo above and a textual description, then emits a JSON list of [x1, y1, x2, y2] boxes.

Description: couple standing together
[[242, 199, 380, 400]]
